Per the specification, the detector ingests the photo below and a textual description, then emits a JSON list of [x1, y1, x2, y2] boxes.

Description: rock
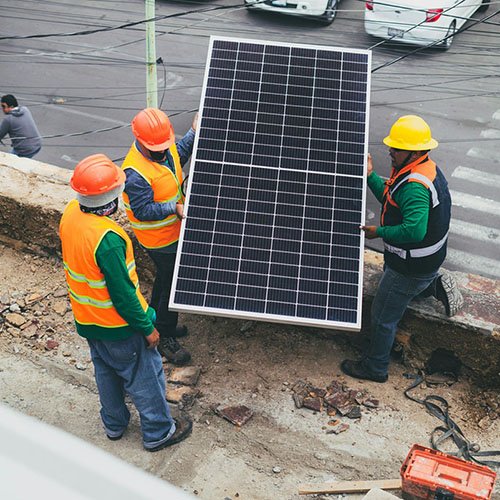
[[26, 292, 44, 305], [327, 423, 350, 435], [215, 405, 253, 427], [5, 312, 26, 327], [52, 288, 68, 298], [9, 303, 21, 313], [75, 362, 87, 370], [45, 339, 59, 350], [168, 366, 201, 386], [22, 324, 38, 339], [303, 396, 323, 412], [0, 293, 10, 304], [166, 385, 199, 405], [272, 466, 281, 474], [52, 300, 68, 316]]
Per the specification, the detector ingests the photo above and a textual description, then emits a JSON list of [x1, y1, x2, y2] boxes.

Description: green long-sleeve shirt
[[74, 231, 155, 341], [368, 171, 430, 244]]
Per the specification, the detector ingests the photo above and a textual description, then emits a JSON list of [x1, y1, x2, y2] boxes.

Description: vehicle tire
[[440, 21, 456, 50], [320, 0, 338, 25], [478, 0, 489, 11]]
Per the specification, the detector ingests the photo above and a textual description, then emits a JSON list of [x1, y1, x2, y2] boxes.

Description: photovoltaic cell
[[170, 37, 371, 331]]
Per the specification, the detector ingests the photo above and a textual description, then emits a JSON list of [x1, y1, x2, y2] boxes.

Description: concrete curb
[[1, 153, 498, 387]]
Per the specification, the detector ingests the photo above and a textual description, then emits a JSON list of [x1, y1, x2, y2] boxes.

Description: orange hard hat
[[131, 108, 175, 151], [70, 154, 125, 195]]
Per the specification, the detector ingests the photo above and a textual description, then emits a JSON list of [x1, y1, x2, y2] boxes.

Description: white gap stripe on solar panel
[[170, 36, 371, 331]]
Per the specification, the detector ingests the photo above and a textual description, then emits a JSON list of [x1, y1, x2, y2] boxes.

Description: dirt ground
[[1, 243, 499, 500]]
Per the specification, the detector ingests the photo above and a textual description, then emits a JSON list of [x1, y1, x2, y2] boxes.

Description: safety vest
[[59, 199, 148, 328], [380, 155, 451, 274], [122, 143, 184, 249]]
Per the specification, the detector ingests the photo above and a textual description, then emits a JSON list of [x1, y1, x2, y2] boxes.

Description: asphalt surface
[[0, 0, 499, 278]]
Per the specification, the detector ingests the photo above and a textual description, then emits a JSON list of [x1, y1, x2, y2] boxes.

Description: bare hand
[[145, 328, 160, 349], [360, 225, 379, 239], [192, 112, 199, 131], [176, 203, 185, 219], [367, 153, 373, 177]]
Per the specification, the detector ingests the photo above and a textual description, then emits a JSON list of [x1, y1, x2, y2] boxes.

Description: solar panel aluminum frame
[[170, 36, 371, 332]]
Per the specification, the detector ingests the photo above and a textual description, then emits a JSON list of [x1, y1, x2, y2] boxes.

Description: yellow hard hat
[[383, 115, 438, 151]]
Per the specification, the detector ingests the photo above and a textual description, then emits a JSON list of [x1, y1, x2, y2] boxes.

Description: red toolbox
[[400, 444, 497, 499]]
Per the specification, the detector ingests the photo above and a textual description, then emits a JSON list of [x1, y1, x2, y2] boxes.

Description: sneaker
[[340, 359, 388, 383], [146, 413, 193, 452], [158, 337, 191, 365], [106, 433, 123, 441], [436, 272, 463, 316]]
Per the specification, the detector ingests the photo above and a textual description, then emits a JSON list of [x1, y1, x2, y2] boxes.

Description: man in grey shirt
[[0, 94, 42, 158]]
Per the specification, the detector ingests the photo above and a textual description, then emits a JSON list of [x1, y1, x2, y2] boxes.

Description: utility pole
[[145, 0, 158, 108]]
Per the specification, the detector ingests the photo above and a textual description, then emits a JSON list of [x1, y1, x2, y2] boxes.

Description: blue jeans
[[363, 266, 438, 377], [87, 333, 176, 449]]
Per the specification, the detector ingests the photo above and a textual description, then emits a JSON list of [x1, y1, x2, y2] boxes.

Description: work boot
[[340, 359, 388, 383], [145, 412, 193, 452], [169, 325, 189, 338], [435, 272, 463, 316], [158, 337, 191, 365]]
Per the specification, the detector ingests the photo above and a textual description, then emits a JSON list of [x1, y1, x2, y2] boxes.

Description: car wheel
[[478, 0, 489, 11], [440, 22, 456, 50], [320, 0, 338, 25]]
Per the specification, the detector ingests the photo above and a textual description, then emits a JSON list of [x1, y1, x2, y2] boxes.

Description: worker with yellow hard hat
[[342, 115, 463, 383], [122, 108, 198, 366], [59, 154, 192, 451]]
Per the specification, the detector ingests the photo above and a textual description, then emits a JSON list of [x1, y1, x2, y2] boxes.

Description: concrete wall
[[1, 152, 498, 387]]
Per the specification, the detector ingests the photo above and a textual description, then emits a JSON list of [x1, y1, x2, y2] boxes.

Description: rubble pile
[[292, 379, 380, 434], [0, 284, 80, 358]]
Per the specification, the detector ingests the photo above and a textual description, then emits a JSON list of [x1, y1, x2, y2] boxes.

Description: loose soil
[[0, 244, 499, 500]]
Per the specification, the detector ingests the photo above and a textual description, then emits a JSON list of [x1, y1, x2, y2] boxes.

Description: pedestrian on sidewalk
[[122, 108, 197, 366], [0, 94, 42, 158], [59, 154, 192, 451], [342, 115, 463, 383]]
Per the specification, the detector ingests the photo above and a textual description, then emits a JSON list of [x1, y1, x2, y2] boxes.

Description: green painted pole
[[145, 0, 158, 108]]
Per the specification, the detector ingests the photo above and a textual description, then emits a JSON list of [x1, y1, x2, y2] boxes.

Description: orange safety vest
[[59, 199, 149, 328], [122, 143, 184, 249]]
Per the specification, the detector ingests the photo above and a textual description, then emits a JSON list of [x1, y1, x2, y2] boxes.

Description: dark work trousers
[[146, 250, 178, 339]]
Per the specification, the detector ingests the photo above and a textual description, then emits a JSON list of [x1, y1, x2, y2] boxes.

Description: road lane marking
[[450, 191, 500, 216], [446, 248, 500, 279], [452, 166, 500, 189], [449, 219, 499, 245], [466, 146, 500, 163]]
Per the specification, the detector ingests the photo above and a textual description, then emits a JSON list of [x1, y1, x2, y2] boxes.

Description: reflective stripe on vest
[[122, 143, 184, 249], [59, 200, 148, 328], [384, 231, 448, 259]]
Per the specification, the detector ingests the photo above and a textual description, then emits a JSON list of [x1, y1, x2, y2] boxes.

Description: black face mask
[[149, 149, 167, 162]]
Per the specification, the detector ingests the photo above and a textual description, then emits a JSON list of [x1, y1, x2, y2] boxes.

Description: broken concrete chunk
[[303, 396, 323, 412], [166, 385, 199, 405], [345, 406, 362, 419], [168, 366, 201, 386], [5, 312, 26, 327], [45, 339, 59, 350], [215, 405, 253, 427], [327, 423, 350, 435], [52, 300, 68, 316]]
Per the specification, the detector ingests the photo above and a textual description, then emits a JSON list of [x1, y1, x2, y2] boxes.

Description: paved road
[[1, 0, 499, 278]]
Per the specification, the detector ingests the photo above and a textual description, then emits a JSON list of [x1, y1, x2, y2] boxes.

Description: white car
[[364, 0, 489, 49], [244, 0, 340, 25]]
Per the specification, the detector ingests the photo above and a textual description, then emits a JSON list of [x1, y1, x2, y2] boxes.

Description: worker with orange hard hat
[[342, 115, 463, 383], [59, 154, 192, 451], [122, 108, 198, 366]]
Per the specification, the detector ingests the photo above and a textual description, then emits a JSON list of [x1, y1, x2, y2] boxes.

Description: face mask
[[149, 149, 167, 162]]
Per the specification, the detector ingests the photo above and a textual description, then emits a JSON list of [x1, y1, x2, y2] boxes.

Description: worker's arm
[[175, 127, 195, 167], [95, 231, 155, 337], [0, 119, 10, 141], [367, 171, 386, 203], [124, 168, 176, 221], [376, 182, 430, 243]]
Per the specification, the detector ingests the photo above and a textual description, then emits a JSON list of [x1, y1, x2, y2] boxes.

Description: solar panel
[[170, 36, 371, 331]]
